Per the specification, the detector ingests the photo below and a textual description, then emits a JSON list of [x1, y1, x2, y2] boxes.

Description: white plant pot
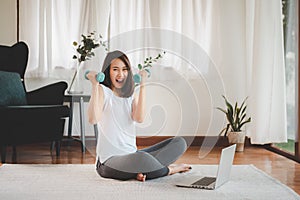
[[227, 131, 246, 152]]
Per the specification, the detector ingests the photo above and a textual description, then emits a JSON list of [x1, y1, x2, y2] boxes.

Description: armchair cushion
[[0, 71, 27, 105]]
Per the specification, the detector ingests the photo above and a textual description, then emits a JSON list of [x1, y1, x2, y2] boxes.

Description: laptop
[[176, 144, 236, 190]]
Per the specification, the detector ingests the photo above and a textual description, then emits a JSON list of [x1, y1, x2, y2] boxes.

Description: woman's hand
[[86, 71, 99, 85], [139, 69, 148, 85]]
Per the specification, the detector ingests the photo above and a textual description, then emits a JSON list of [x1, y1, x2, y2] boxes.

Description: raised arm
[[132, 70, 147, 123], [87, 71, 104, 124]]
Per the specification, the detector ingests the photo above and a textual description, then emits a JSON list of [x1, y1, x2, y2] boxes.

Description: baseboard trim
[[137, 136, 252, 147]]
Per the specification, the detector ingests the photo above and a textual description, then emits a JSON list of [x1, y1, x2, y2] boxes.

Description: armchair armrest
[[0, 105, 70, 119], [26, 81, 68, 105]]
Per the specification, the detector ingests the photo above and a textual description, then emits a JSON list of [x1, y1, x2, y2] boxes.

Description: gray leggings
[[96, 137, 187, 180]]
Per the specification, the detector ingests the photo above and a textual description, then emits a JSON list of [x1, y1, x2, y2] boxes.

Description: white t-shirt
[[96, 85, 137, 163]]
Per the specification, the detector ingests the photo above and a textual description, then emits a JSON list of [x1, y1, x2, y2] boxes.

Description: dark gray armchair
[[0, 42, 69, 163]]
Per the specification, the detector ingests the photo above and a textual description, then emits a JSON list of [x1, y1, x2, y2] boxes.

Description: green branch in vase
[[72, 31, 108, 64], [137, 51, 166, 77]]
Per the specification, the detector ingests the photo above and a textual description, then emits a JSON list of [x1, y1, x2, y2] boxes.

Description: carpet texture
[[0, 164, 299, 200]]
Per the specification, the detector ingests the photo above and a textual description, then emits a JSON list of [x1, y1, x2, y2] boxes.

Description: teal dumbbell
[[84, 70, 105, 83], [133, 74, 141, 84]]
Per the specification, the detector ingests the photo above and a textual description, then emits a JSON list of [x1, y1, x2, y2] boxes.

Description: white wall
[[0, 0, 17, 45]]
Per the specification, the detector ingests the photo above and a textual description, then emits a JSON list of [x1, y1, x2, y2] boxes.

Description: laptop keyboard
[[191, 177, 216, 186]]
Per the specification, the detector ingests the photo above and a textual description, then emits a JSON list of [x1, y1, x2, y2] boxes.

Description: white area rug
[[0, 164, 299, 200]]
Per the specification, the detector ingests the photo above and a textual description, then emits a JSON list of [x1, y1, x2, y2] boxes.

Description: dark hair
[[101, 50, 134, 97]]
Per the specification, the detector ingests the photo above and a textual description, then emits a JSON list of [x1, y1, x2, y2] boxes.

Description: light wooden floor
[[0, 141, 299, 195]]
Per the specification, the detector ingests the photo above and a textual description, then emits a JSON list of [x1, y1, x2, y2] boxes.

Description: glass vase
[[67, 62, 84, 94]]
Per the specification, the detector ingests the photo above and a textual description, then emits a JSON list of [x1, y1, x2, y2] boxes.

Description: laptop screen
[[215, 144, 236, 188]]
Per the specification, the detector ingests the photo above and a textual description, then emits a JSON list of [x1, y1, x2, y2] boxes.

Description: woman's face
[[109, 58, 129, 90]]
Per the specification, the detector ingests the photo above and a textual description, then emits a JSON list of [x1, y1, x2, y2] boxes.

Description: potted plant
[[217, 95, 251, 151]]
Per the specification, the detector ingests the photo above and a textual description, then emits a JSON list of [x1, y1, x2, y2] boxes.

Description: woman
[[87, 50, 191, 181]]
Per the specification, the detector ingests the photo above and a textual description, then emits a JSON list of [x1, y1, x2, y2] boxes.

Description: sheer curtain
[[246, 0, 287, 144], [19, 0, 287, 144], [19, 0, 110, 78]]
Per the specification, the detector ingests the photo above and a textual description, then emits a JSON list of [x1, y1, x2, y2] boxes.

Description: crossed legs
[[96, 137, 191, 181]]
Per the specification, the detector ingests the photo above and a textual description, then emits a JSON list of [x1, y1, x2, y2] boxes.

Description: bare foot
[[136, 173, 146, 182], [168, 164, 192, 175]]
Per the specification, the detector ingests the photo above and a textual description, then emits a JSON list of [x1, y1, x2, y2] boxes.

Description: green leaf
[[235, 107, 240, 126], [222, 95, 234, 116], [241, 105, 247, 116], [219, 127, 227, 136], [226, 112, 235, 129], [224, 123, 230, 136], [240, 113, 246, 122], [145, 68, 151, 77], [138, 64, 143, 70], [238, 117, 251, 130], [240, 96, 248, 112], [216, 107, 227, 114]]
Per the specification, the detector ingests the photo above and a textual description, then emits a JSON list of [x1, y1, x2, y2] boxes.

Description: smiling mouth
[[116, 79, 125, 84]]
